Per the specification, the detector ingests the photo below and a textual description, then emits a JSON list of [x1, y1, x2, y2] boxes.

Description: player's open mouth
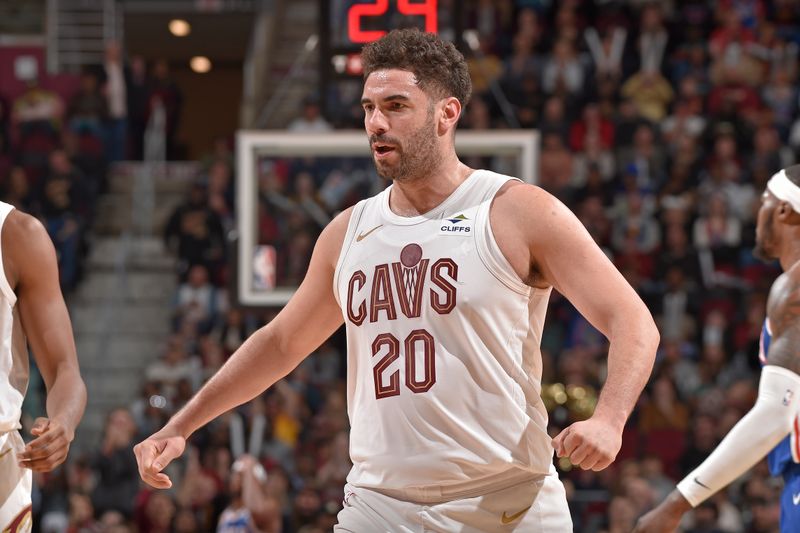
[[373, 144, 396, 159]]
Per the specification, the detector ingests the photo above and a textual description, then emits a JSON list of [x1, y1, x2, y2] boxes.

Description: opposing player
[[0, 202, 87, 532], [634, 165, 800, 533], [135, 29, 659, 530]]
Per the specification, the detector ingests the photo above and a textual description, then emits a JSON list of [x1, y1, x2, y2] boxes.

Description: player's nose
[[365, 109, 389, 136]]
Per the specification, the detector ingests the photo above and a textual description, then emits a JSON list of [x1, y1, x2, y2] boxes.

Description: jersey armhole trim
[[333, 200, 368, 308], [0, 205, 16, 306], [474, 177, 538, 297]]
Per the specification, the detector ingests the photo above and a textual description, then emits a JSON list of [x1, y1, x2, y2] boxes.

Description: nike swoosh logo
[[501, 505, 532, 524], [693, 477, 710, 490], [793, 493, 800, 505], [356, 224, 383, 242]]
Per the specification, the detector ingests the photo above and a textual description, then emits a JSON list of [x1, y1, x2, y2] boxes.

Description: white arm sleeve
[[677, 365, 800, 507]]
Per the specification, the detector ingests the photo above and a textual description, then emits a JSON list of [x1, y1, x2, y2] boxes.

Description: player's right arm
[[134, 208, 352, 489], [634, 267, 800, 532]]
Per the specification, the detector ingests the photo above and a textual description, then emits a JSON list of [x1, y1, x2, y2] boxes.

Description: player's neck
[[389, 157, 473, 217], [780, 247, 800, 272]]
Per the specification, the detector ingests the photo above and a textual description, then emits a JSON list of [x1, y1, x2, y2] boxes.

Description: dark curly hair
[[361, 29, 472, 107]]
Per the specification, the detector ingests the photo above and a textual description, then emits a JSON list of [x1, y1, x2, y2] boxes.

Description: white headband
[[767, 169, 800, 214]]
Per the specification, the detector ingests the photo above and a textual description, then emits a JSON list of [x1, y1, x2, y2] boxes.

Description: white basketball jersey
[[334, 170, 554, 500], [0, 202, 28, 434]]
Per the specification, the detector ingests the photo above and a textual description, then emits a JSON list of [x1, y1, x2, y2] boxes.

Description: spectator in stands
[[67, 69, 107, 137], [164, 181, 226, 280], [136, 491, 176, 533], [145, 334, 203, 399], [90, 408, 140, 519], [287, 96, 332, 133], [40, 149, 90, 290], [103, 40, 128, 161], [147, 59, 182, 159], [1, 166, 34, 212], [126, 55, 150, 160], [621, 69, 675, 123], [636, 3, 669, 74], [68, 492, 100, 532], [217, 454, 281, 532], [11, 78, 63, 141], [541, 37, 586, 97], [207, 160, 235, 230]]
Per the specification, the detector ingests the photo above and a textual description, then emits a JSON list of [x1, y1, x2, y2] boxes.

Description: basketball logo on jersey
[[346, 243, 458, 326]]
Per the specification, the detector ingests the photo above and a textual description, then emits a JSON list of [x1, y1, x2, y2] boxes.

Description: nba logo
[[253, 245, 277, 290], [784, 389, 794, 406]]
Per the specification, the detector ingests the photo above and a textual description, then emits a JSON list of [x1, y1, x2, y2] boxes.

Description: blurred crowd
[[12, 0, 800, 531], [0, 40, 185, 292]]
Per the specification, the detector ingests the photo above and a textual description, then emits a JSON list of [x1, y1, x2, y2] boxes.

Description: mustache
[[369, 134, 402, 148]]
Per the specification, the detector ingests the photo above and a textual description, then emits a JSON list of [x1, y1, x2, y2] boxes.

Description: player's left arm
[[7, 211, 87, 471], [494, 182, 659, 471], [633, 269, 800, 532]]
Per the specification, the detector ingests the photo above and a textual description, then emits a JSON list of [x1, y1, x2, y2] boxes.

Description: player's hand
[[133, 427, 186, 489], [633, 490, 692, 532], [551, 416, 621, 471], [17, 417, 73, 472]]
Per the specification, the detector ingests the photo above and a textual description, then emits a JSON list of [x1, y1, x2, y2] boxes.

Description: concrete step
[[70, 303, 172, 335], [70, 270, 176, 305], [86, 236, 177, 272], [107, 162, 201, 193], [77, 334, 165, 369], [93, 192, 184, 236]]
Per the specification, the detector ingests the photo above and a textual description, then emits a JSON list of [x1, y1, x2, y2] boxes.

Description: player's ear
[[437, 96, 461, 136], [776, 201, 800, 225]]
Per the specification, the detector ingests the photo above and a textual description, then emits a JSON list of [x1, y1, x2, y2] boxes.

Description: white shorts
[[0, 431, 32, 533], [335, 470, 573, 532]]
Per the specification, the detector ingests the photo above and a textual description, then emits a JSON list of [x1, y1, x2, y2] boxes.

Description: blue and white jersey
[[760, 318, 800, 476]]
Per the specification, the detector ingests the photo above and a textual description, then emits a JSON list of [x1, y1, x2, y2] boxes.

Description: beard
[[371, 111, 439, 183]]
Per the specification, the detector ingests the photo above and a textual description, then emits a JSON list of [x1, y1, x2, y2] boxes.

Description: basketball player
[[634, 165, 800, 533], [0, 202, 87, 532], [135, 29, 659, 530]]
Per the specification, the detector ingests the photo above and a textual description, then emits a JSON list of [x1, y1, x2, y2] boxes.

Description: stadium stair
[[68, 162, 195, 451]]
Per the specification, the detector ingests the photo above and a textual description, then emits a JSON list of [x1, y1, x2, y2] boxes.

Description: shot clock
[[319, 0, 464, 125], [320, 0, 463, 74]]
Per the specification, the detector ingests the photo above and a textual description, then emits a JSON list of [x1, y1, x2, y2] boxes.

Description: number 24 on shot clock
[[348, 0, 438, 43]]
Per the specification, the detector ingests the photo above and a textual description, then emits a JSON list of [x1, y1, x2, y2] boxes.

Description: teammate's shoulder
[[767, 267, 800, 325]]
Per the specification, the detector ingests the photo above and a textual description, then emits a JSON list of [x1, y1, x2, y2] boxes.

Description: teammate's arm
[[134, 208, 352, 489], [634, 269, 800, 532], [5, 211, 87, 472], [493, 183, 659, 471]]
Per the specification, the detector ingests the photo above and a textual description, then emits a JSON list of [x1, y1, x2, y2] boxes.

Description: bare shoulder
[[764, 264, 800, 372], [766, 265, 800, 335], [491, 181, 553, 216], [2, 210, 54, 289], [491, 180, 572, 234]]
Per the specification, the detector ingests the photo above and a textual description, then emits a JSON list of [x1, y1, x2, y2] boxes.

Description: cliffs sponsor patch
[[439, 213, 472, 236]]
